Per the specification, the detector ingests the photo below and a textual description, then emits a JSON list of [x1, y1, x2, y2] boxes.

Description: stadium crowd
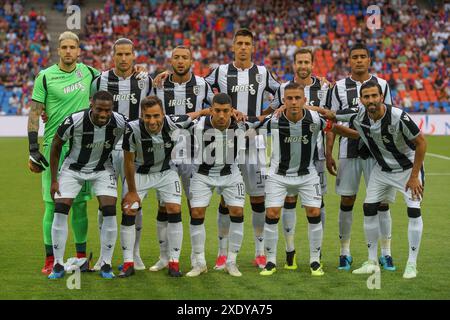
[[0, 0, 449, 115]]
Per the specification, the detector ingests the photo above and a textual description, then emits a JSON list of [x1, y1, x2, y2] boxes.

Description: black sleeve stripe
[[42, 74, 47, 92], [87, 66, 96, 83], [400, 112, 420, 136]]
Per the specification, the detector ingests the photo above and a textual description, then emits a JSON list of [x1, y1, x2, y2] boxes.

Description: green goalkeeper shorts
[[41, 144, 92, 203]]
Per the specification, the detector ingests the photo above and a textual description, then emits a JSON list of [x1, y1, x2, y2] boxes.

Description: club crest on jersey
[[193, 85, 200, 96], [318, 90, 325, 101], [388, 125, 396, 135], [138, 80, 145, 90], [310, 123, 319, 132], [255, 74, 263, 84], [76, 70, 83, 79]]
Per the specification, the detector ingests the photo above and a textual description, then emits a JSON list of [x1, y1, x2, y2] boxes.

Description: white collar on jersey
[[349, 74, 373, 84], [282, 109, 306, 124], [232, 62, 254, 71], [112, 69, 134, 81], [169, 73, 193, 85]]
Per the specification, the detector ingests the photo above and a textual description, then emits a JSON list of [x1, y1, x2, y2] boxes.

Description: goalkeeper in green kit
[[27, 32, 100, 274]]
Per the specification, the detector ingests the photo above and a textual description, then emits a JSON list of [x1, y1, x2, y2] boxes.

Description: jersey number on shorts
[[237, 183, 245, 197], [174, 181, 181, 194], [314, 183, 321, 197]]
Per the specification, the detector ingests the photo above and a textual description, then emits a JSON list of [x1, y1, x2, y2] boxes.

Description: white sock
[[408, 216, 423, 264], [378, 208, 392, 257], [217, 206, 230, 256], [252, 209, 265, 256], [320, 204, 326, 230], [264, 220, 279, 265], [308, 219, 323, 264], [168, 218, 183, 262], [101, 216, 118, 266], [134, 209, 143, 257], [120, 223, 135, 263], [52, 212, 68, 266], [190, 222, 206, 266], [156, 214, 168, 261], [227, 218, 244, 264], [339, 207, 353, 256], [364, 215, 380, 262], [281, 207, 296, 252], [97, 209, 103, 261]]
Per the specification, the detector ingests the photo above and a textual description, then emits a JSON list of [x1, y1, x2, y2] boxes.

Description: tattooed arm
[[27, 101, 48, 173]]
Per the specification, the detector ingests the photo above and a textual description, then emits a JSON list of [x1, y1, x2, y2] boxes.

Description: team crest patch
[[387, 125, 396, 135], [310, 123, 319, 132], [113, 128, 122, 137], [255, 74, 262, 84], [138, 80, 145, 90], [76, 70, 83, 78], [193, 85, 200, 96], [318, 90, 325, 101]]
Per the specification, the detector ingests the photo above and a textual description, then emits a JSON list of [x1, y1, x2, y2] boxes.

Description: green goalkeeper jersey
[[31, 63, 100, 145]]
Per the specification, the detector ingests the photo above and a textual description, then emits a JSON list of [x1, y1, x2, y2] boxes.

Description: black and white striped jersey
[[192, 116, 257, 177], [271, 77, 332, 161], [154, 74, 214, 115], [205, 63, 280, 116], [256, 110, 326, 176], [91, 70, 153, 121], [56, 109, 127, 173], [331, 75, 392, 159], [123, 115, 193, 174], [335, 105, 420, 172]]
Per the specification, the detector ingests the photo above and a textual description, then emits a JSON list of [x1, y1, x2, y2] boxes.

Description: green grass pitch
[[0, 136, 449, 300]]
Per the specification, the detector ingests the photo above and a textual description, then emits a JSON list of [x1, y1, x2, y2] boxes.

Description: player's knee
[[363, 203, 379, 216], [266, 208, 280, 220], [121, 214, 136, 226], [341, 196, 356, 207], [157, 210, 168, 222], [250, 196, 264, 205], [165, 203, 181, 213], [218, 203, 229, 215], [229, 207, 243, 217], [167, 212, 182, 223], [306, 207, 321, 218], [251, 202, 265, 213], [378, 203, 389, 211], [283, 199, 297, 209], [101, 205, 116, 217], [407, 207, 421, 218], [190, 208, 205, 220], [55, 202, 71, 215]]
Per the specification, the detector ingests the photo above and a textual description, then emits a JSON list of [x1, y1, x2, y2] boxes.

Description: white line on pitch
[[426, 153, 450, 160]]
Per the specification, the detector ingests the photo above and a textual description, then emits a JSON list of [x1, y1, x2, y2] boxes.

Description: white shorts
[[335, 157, 376, 196], [124, 169, 182, 205], [364, 164, 422, 208], [239, 162, 266, 197], [177, 163, 195, 200], [265, 171, 322, 208], [56, 167, 117, 199], [190, 171, 246, 208], [314, 160, 327, 195]]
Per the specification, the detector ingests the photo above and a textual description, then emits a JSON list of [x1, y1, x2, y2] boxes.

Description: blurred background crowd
[[0, 0, 448, 115]]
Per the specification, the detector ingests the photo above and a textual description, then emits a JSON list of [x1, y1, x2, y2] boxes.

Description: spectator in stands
[[403, 92, 413, 112], [427, 104, 438, 114], [8, 93, 20, 114], [417, 103, 427, 113]]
